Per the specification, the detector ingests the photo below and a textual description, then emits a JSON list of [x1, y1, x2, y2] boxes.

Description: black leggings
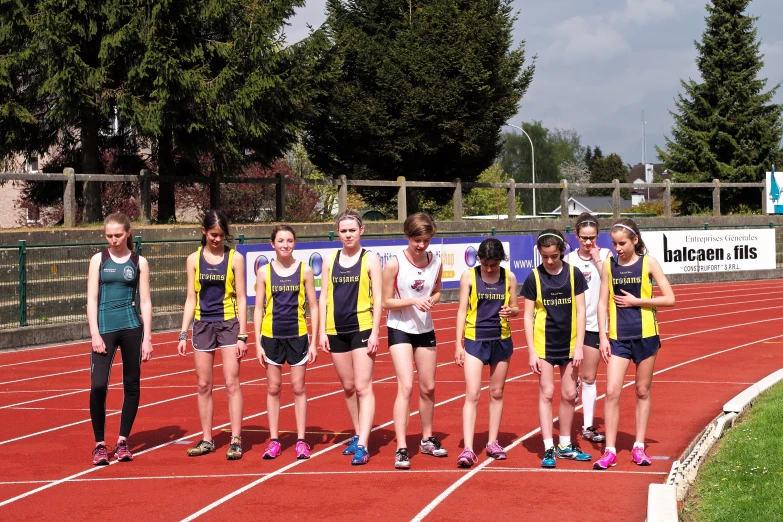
[[89, 326, 143, 442]]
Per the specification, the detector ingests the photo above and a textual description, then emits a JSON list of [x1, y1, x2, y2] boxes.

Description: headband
[[337, 215, 363, 228], [538, 232, 564, 242], [612, 223, 637, 236], [578, 220, 598, 227]]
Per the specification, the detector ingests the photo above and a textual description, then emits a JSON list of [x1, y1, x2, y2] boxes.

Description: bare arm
[[430, 262, 443, 305], [138, 257, 154, 361], [500, 272, 520, 318], [523, 298, 540, 375], [317, 258, 331, 351], [303, 265, 319, 364], [573, 292, 585, 367], [597, 262, 611, 363], [232, 252, 248, 358], [367, 253, 383, 353], [454, 270, 471, 367], [86, 253, 105, 354], [177, 253, 198, 356]]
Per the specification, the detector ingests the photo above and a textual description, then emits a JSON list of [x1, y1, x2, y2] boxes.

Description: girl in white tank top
[[381, 213, 447, 470]]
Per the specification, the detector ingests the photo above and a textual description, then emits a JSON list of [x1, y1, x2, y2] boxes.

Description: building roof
[[629, 163, 670, 200], [546, 196, 633, 215]]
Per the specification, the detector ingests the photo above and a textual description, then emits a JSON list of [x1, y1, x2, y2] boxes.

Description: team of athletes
[[87, 208, 674, 470]]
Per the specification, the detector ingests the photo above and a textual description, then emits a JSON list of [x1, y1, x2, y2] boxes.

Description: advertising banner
[[644, 229, 776, 274]]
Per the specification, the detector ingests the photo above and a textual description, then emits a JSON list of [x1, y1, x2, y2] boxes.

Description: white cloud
[[616, 0, 677, 24], [547, 15, 630, 62]]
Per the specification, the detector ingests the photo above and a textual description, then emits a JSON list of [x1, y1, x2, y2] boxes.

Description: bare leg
[[604, 356, 631, 449], [330, 352, 360, 435], [461, 354, 484, 450], [488, 358, 510, 443], [290, 364, 308, 440], [414, 346, 438, 440], [193, 350, 216, 441], [634, 353, 657, 445], [351, 349, 376, 447], [265, 364, 283, 439], [557, 362, 578, 440], [538, 361, 555, 442], [220, 347, 242, 438], [389, 344, 415, 450]]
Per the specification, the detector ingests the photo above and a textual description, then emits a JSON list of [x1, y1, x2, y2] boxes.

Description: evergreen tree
[[587, 153, 630, 199], [305, 0, 535, 213], [657, 0, 783, 213], [0, 0, 135, 222]]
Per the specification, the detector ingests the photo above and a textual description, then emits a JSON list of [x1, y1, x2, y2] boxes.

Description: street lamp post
[[505, 124, 535, 216]]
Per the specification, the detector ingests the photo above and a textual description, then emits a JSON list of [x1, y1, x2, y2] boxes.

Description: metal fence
[[0, 222, 779, 330]]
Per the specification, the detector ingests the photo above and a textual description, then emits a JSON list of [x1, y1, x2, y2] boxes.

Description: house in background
[[545, 196, 633, 217], [629, 163, 670, 205]]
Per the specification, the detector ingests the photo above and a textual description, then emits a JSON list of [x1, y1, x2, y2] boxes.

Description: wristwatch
[[237, 334, 248, 342], [178, 331, 188, 341]]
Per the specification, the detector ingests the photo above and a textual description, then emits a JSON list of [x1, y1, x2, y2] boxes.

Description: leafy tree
[[305, 0, 535, 213], [587, 153, 631, 199], [115, 0, 332, 222], [657, 0, 783, 213], [559, 161, 589, 195], [463, 163, 521, 216]]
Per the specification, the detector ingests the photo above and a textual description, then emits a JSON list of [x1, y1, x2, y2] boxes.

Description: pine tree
[[587, 153, 630, 199], [305, 0, 535, 213], [657, 0, 783, 213]]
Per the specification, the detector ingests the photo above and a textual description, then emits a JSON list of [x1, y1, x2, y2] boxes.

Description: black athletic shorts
[[610, 336, 660, 364], [584, 331, 600, 349], [543, 356, 572, 367], [387, 327, 436, 349], [261, 334, 309, 366], [327, 329, 373, 353], [464, 338, 513, 366]]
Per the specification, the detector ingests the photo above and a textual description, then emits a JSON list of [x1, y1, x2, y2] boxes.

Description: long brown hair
[[104, 212, 134, 250], [611, 218, 647, 255]]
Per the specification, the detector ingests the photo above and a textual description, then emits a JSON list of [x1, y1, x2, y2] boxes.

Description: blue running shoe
[[343, 435, 359, 455], [541, 447, 556, 468], [351, 445, 369, 465], [557, 442, 592, 462]]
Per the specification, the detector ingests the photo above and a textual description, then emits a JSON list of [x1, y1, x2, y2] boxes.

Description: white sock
[[605, 446, 617, 455], [633, 442, 645, 449], [543, 438, 554, 450], [581, 381, 597, 428], [559, 435, 571, 446]]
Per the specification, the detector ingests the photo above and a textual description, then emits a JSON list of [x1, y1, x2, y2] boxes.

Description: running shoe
[[295, 440, 311, 460], [114, 440, 133, 462], [343, 434, 359, 455], [226, 436, 243, 460], [485, 440, 507, 460], [631, 446, 652, 466], [581, 426, 606, 443], [575, 377, 581, 405], [263, 440, 282, 460], [593, 450, 617, 470], [92, 444, 109, 466], [557, 442, 592, 462], [351, 445, 369, 465], [420, 436, 448, 457], [187, 439, 215, 457], [395, 448, 411, 469], [457, 448, 478, 468], [541, 447, 557, 468]]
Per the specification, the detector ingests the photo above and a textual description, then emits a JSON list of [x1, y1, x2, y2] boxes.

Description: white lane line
[[409, 332, 783, 521], [658, 304, 783, 324], [0, 467, 667, 486]]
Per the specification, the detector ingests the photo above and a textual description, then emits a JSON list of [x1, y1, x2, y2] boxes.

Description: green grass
[[682, 382, 783, 522]]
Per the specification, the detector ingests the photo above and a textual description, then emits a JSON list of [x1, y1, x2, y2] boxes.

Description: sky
[[283, 0, 783, 168]]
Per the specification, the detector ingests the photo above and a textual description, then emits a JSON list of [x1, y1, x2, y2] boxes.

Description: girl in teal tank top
[[86, 213, 153, 465]]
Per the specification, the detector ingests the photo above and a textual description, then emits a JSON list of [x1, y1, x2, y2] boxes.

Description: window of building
[[26, 155, 39, 173]]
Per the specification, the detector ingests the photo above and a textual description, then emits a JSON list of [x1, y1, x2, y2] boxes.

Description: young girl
[[177, 209, 248, 460], [87, 213, 153, 465], [455, 238, 519, 468], [382, 212, 446, 469], [254, 225, 319, 460], [593, 219, 675, 469], [564, 213, 611, 443], [318, 211, 382, 465], [522, 229, 592, 469]]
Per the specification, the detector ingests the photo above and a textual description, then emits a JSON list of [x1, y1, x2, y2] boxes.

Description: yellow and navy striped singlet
[[261, 262, 307, 338], [194, 246, 237, 322], [608, 255, 658, 340], [532, 263, 577, 359], [325, 249, 373, 335], [464, 267, 511, 341]]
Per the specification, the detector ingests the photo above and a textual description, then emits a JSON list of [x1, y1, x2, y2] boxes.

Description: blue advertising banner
[[237, 232, 616, 306]]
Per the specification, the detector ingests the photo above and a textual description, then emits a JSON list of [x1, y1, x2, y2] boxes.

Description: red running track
[[0, 279, 782, 521]]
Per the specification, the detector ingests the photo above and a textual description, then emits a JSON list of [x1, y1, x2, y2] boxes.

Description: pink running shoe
[[92, 444, 109, 466], [263, 440, 282, 460], [631, 446, 652, 466], [114, 440, 133, 462], [593, 450, 617, 470], [295, 440, 311, 460], [485, 440, 507, 460], [457, 448, 478, 468]]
